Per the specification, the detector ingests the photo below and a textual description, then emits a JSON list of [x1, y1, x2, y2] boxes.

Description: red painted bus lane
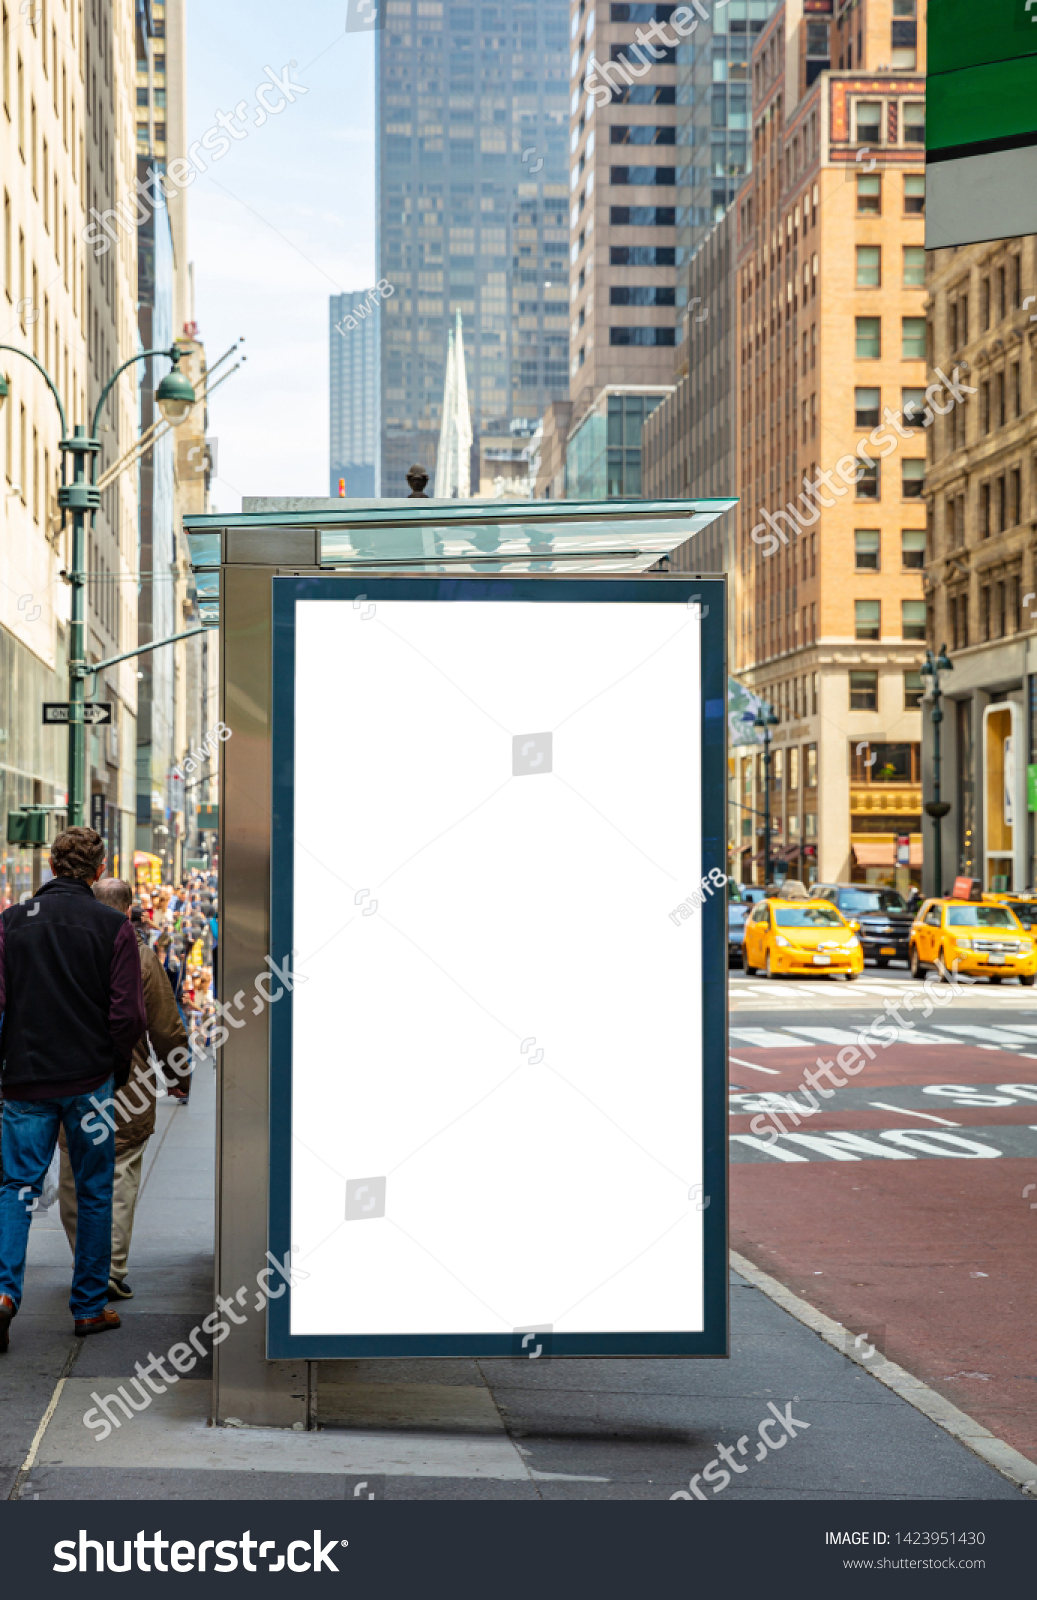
[[728, 1043, 1037, 1466]]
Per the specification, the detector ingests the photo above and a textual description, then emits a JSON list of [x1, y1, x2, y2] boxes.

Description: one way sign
[[43, 703, 113, 726]]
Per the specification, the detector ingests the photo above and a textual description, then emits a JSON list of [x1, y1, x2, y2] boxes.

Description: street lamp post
[[920, 644, 954, 897], [753, 700, 779, 886], [0, 346, 196, 829]]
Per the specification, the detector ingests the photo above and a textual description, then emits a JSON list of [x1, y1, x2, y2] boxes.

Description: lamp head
[[936, 645, 953, 673], [919, 656, 934, 677], [156, 349, 196, 426], [0, 371, 8, 414]]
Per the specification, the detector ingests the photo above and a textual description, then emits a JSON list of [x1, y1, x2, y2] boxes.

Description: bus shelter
[[184, 498, 734, 1426]]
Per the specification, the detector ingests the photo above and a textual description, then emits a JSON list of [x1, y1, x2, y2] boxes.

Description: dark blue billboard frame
[[268, 573, 728, 1360]]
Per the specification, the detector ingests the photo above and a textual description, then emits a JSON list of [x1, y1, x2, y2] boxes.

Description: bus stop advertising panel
[[265, 567, 729, 1360]]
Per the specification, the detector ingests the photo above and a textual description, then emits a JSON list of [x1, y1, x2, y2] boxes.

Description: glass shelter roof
[[184, 499, 737, 626]]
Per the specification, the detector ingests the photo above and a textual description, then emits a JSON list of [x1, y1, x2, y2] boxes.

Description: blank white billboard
[[288, 594, 705, 1339]]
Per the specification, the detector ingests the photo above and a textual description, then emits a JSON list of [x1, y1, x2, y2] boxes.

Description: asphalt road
[[728, 965, 1037, 1466]]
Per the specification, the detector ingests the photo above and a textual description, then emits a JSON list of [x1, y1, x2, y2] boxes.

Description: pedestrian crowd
[[0, 828, 217, 1352]]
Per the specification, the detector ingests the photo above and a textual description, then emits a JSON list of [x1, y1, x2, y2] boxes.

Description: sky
[[186, 2, 376, 510]]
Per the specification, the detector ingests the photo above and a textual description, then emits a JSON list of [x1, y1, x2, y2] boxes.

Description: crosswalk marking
[[939, 1024, 1032, 1047], [730, 1027, 812, 1049], [791, 1026, 868, 1046]]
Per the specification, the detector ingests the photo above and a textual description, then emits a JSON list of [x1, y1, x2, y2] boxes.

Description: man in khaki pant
[[59, 878, 188, 1300]]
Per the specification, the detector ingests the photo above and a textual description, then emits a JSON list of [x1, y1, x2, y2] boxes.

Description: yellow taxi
[[741, 897, 864, 980], [909, 898, 1037, 985]]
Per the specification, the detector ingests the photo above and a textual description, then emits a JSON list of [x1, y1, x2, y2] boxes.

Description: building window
[[856, 174, 881, 214], [855, 100, 882, 145], [901, 316, 926, 359], [610, 286, 676, 306], [902, 459, 925, 498], [855, 529, 880, 570], [856, 316, 880, 358], [855, 600, 881, 641], [901, 387, 926, 426], [902, 528, 926, 568], [856, 245, 881, 287], [903, 246, 925, 286], [901, 179, 926, 225], [902, 101, 925, 144], [981, 585, 991, 640], [609, 327, 676, 345], [850, 671, 878, 711], [901, 600, 926, 641], [857, 461, 879, 499], [1011, 466, 1021, 526], [904, 670, 924, 709], [855, 387, 880, 427], [806, 743, 818, 787], [789, 746, 800, 792]]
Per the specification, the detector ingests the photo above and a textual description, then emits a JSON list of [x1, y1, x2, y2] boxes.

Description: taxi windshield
[[775, 905, 844, 928], [837, 889, 906, 914], [946, 906, 1017, 928]]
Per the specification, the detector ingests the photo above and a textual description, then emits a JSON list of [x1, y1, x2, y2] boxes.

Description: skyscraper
[[375, 0, 571, 497], [330, 291, 379, 498], [547, 0, 776, 503]]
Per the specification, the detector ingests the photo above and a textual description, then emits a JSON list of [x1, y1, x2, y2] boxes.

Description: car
[[1002, 899, 1037, 932], [908, 898, 1037, 985], [809, 882, 913, 966], [742, 896, 864, 980], [728, 882, 767, 965]]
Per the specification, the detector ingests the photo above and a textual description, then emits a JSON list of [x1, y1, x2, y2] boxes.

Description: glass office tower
[[376, 0, 571, 496], [330, 292, 379, 499]]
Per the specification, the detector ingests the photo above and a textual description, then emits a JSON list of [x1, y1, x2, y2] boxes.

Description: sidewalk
[[1, 1060, 1031, 1502]]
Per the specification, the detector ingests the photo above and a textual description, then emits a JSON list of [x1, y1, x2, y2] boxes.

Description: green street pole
[[0, 345, 195, 829], [64, 425, 101, 826], [753, 700, 779, 887], [921, 645, 954, 897]]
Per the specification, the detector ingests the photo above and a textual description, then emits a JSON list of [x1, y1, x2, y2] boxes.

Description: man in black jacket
[[0, 828, 146, 1351]]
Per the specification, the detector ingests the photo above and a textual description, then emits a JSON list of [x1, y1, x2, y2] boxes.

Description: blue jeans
[[0, 1079, 116, 1319]]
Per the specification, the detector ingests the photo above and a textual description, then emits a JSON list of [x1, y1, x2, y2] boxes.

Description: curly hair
[[50, 827, 106, 882]]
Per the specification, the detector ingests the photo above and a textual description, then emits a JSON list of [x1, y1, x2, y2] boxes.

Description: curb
[[730, 1248, 1037, 1498]]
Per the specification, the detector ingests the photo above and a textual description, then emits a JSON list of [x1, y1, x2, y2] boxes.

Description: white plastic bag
[[36, 1147, 62, 1213]]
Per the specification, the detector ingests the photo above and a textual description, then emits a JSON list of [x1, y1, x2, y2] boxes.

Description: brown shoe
[[0, 1294, 14, 1354], [74, 1308, 121, 1338]]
